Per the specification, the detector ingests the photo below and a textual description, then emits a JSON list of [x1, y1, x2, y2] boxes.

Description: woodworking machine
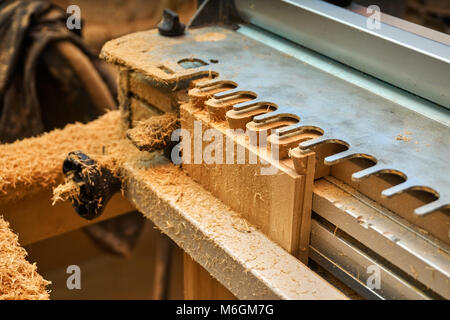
[[96, 0, 449, 299]]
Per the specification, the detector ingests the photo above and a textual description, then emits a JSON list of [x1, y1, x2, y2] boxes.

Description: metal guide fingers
[[268, 126, 323, 160], [226, 101, 277, 129], [187, 74, 448, 216], [206, 90, 257, 121]]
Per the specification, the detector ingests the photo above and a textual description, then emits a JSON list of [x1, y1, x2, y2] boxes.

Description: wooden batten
[[180, 102, 315, 263]]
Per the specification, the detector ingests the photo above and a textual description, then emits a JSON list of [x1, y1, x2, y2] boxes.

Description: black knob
[[62, 151, 121, 220], [158, 8, 185, 37]]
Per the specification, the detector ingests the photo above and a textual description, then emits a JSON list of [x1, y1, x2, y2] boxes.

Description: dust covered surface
[[0, 110, 152, 204], [100, 27, 232, 85], [194, 32, 227, 42], [0, 216, 50, 300], [124, 162, 347, 300]]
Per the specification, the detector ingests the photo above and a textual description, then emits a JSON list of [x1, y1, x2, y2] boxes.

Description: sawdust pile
[[126, 113, 180, 152], [0, 216, 50, 300], [0, 110, 151, 205]]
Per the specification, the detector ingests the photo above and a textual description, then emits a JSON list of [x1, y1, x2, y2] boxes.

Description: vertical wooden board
[[295, 152, 316, 257], [180, 103, 312, 261], [117, 67, 129, 106], [117, 68, 132, 127], [184, 253, 236, 300], [129, 72, 176, 113], [268, 171, 298, 254], [129, 97, 163, 126]]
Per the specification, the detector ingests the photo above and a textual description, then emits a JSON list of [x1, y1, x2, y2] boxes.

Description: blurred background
[[51, 0, 197, 53], [49, 0, 450, 56], [354, 0, 449, 34], [0, 0, 197, 300]]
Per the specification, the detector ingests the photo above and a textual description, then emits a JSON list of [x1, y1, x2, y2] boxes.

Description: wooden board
[[123, 160, 347, 299], [180, 103, 315, 262], [118, 69, 188, 127]]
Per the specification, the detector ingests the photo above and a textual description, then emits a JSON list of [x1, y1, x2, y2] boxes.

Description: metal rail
[[310, 220, 429, 300], [313, 178, 449, 299], [234, 0, 450, 108]]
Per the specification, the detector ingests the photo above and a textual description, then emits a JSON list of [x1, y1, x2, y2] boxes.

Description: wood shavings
[[396, 134, 411, 142], [0, 216, 50, 300], [126, 113, 180, 152], [0, 110, 153, 205], [396, 131, 412, 142], [51, 175, 82, 205], [231, 216, 251, 233]]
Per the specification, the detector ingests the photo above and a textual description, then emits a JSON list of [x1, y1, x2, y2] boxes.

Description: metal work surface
[[102, 26, 450, 216], [237, 24, 450, 128], [122, 156, 347, 300], [313, 178, 449, 299], [235, 0, 450, 108], [310, 219, 430, 300]]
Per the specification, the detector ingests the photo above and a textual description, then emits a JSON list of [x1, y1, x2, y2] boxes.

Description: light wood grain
[[184, 253, 236, 300]]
